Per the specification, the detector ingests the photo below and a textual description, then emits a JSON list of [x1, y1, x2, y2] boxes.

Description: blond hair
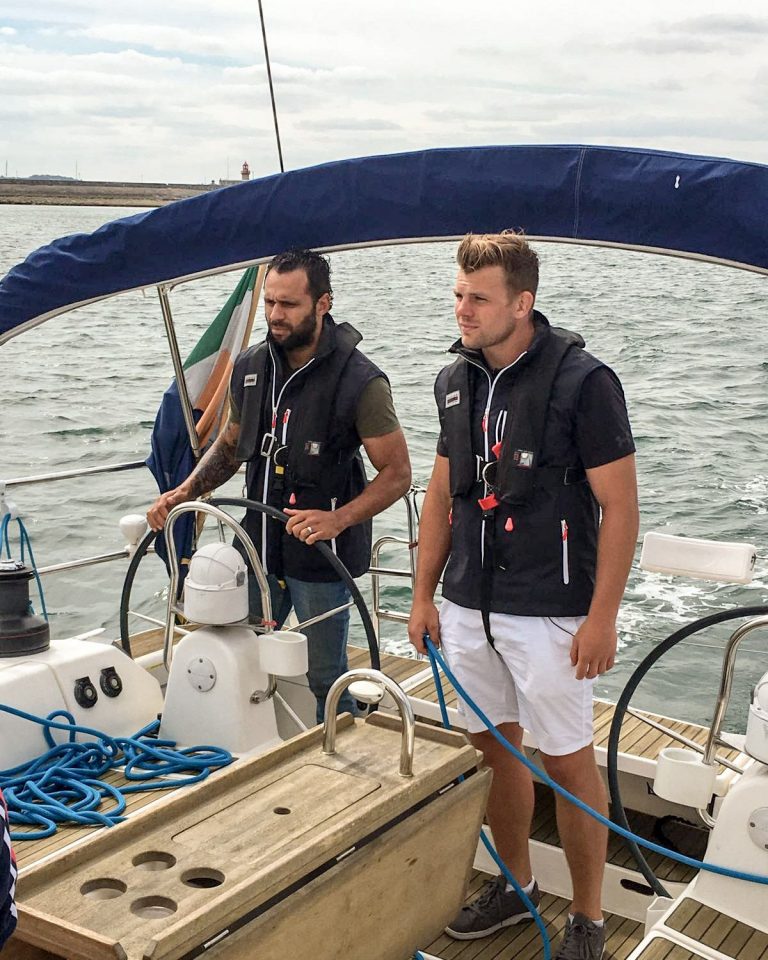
[[456, 230, 539, 298]]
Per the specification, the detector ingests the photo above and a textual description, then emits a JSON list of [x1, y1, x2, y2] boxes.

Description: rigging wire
[[257, 0, 285, 173]]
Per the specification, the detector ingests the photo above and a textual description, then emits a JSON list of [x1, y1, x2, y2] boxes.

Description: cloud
[[671, 15, 768, 36], [70, 23, 248, 62], [297, 118, 402, 132], [2, 1, 768, 181], [619, 35, 732, 54]]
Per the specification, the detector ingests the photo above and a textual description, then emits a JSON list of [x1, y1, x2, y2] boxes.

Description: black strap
[[479, 502, 503, 651]]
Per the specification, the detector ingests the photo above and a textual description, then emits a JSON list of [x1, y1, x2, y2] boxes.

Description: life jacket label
[[244, 373, 259, 387], [513, 449, 534, 469], [305, 441, 323, 456], [445, 390, 461, 408]]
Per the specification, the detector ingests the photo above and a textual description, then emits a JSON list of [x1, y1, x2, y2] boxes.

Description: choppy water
[[1, 204, 767, 730]]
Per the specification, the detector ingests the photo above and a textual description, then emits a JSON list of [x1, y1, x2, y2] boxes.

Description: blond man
[[408, 232, 638, 960]]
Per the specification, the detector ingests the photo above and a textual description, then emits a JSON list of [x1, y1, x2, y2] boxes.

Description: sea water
[[1, 204, 766, 729]]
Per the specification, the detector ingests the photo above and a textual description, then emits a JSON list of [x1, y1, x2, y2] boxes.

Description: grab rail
[[369, 485, 423, 636], [4, 460, 147, 487]]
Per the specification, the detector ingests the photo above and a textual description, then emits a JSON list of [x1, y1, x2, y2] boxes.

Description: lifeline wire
[[426, 647, 553, 960], [0, 703, 232, 841], [426, 638, 768, 888]]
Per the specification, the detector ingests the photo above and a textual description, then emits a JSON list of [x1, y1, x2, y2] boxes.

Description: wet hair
[[266, 249, 334, 308], [456, 230, 539, 298]]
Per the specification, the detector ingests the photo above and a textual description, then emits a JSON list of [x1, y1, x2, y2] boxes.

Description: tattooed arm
[[147, 420, 243, 531]]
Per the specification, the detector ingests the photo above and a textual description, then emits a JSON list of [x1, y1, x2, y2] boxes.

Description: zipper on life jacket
[[281, 408, 291, 443], [330, 497, 338, 555], [462, 353, 527, 567], [561, 519, 570, 585]]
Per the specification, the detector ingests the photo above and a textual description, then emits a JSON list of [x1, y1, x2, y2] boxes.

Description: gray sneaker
[[445, 875, 540, 940], [555, 913, 605, 960]]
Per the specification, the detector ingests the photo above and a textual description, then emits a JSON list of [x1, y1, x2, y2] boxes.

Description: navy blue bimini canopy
[[1, 143, 767, 342]]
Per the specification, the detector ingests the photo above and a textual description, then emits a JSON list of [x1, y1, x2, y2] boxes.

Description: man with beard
[[148, 249, 411, 722]]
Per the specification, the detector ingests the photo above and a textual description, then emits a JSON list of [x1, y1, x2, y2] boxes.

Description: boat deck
[[13, 639, 734, 880], [662, 898, 768, 960], [528, 783, 706, 885], [419, 870, 644, 960], [12, 769, 177, 872]]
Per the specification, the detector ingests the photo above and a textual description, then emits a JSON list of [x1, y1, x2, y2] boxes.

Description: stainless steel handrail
[[5, 460, 147, 487], [38, 550, 132, 576], [294, 601, 355, 632], [322, 668, 416, 777], [702, 614, 768, 765], [162, 501, 272, 671], [369, 485, 423, 638], [625, 707, 744, 774]]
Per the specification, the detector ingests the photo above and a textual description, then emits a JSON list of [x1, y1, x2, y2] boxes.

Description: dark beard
[[267, 310, 317, 351]]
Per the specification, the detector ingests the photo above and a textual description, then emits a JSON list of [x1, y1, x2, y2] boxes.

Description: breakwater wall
[[0, 178, 218, 207]]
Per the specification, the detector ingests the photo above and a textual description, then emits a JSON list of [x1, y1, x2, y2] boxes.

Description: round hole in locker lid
[[132, 851, 176, 871], [130, 896, 178, 919], [273, 806, 291, 815], [80, 878, 127, 900], [181, 868, 226, 888]]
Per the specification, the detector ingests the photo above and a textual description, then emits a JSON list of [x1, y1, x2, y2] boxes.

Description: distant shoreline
[[0, 178, 225, 207]]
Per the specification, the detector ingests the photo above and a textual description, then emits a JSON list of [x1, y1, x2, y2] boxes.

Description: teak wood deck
[[419, 870, 644, 960], [664, 898, 768, 960]]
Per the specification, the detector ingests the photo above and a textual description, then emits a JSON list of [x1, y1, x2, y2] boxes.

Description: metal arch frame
[[162, 501, 272, 672]]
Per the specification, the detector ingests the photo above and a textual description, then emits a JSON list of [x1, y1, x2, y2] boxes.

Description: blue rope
[[17, 518, 48, 620], [0, 515, 10, 559], [426, 637, 768, 887], [0, 515, 48, 620], [427, 648, 552, 960], [0, 702, 232, 841]]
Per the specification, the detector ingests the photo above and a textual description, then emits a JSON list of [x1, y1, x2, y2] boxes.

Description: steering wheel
[[119, 496, 381, 675], [606, 603, 768, 898]]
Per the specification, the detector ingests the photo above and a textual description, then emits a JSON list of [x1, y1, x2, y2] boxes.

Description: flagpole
[[242, 264, 267, 349], [158, 285, 201, 461]]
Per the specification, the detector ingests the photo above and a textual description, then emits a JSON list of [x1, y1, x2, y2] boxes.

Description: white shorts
[[438, 599, 595, 756]]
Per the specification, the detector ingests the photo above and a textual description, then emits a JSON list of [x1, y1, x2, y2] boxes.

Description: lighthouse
[[241, 162, 250, 181]]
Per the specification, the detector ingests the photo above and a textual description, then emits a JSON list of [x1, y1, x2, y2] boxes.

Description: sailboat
[[0, 143, 767, 960]]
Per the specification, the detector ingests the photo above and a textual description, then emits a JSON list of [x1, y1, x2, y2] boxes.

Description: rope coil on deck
[[0, 704, 232, 841]]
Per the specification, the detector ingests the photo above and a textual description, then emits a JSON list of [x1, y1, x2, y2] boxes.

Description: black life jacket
[[230, 316, 385, 581], [435, 312, 604, 618]]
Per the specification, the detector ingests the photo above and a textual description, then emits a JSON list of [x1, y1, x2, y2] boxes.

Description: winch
[[0, 559, 50, 657]]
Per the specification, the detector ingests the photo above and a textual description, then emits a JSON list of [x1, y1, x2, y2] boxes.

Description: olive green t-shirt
[[228, 374, 400, 439]]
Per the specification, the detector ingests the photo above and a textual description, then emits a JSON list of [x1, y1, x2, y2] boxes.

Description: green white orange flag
[[183, 265, 263, 447]]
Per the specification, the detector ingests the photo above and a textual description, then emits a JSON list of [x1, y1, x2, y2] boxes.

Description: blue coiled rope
[[0, 703, 232, 841], [0, 513, 48, 620], [426, 637, 768, 885]]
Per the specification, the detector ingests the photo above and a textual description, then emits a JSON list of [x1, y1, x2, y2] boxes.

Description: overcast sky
[[2, 1, 768, 183]]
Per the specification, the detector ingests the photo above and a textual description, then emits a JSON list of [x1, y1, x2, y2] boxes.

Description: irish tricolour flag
[[182, 266, 261, 448], [147, 266, 264, 580]]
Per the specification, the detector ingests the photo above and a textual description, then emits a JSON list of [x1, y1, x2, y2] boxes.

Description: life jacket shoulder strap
[[494, 326, 575, 505]]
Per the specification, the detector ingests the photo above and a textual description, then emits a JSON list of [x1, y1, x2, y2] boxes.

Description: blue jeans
[[250, 574, 357, 724]]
